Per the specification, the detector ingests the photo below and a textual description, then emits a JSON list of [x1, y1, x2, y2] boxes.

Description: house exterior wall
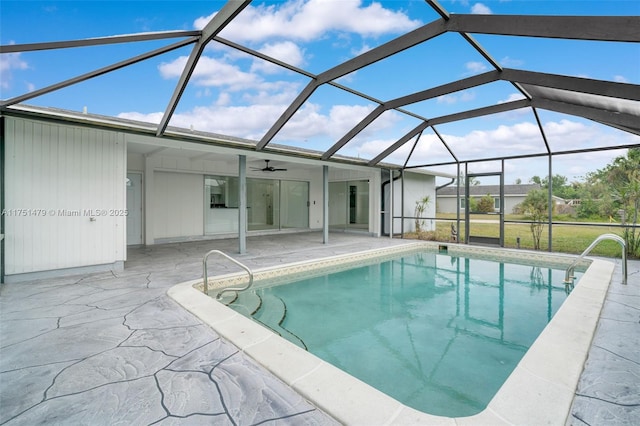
[[388, 172, 436, 233], [437, 194, 527, 214], [437, 196, 459, 214], [3, 117, 126, 278]]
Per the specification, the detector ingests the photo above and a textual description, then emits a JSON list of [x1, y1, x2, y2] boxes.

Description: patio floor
[[0, 232, 638, 425]]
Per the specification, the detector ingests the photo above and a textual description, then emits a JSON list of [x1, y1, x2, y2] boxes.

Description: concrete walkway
[[0, 232, 638, 425]]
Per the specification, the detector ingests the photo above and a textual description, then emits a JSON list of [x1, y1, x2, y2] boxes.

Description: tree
[[530, 174, 579, 199], [414, 196, 431, 234], [521, 189, 549, 250], [587, 148, 640, 257], [476, 194, 495, 213]]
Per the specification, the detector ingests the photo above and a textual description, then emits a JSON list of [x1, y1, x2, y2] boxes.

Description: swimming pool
[[169, 242, 614, 424], [222, 249, 580, 417]]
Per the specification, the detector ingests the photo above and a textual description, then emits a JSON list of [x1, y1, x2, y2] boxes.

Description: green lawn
[[406, 214, 630, 258]]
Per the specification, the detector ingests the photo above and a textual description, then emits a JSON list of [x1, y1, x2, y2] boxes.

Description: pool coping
[[168, 242, 614, 425]]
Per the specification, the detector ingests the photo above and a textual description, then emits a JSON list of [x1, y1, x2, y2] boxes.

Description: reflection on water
[[235, 251, 575, 417]]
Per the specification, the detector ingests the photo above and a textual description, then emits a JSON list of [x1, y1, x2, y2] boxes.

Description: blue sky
[[1, 0, 639, 183]]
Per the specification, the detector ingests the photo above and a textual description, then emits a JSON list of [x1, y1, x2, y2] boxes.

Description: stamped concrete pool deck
[[0, 233, 638, 425]]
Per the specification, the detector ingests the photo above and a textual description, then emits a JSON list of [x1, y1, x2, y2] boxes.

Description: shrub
[[476, 194, 495, 213]]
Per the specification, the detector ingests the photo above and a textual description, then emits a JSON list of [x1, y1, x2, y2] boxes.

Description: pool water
[[226, 250, 578, 417]]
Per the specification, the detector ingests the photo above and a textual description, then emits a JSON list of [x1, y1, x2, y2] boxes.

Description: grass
[[407, 214, 632, 258]]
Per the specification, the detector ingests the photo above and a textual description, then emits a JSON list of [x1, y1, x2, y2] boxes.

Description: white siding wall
[[393, 172, 436, 232], [437, 197, 459, 214], [4, 117, 126, 275], [153, 172, 204, 238]]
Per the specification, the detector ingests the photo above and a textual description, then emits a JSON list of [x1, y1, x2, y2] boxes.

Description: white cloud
[[159, 55, 263, 90], [215, 92, 231, 106], [362, 119, 638, 175], [500, 56, 524, 67], [251, 41, 305, 73], [118, 101, 380, 143], [437, 90, 477, 105], [0, 51, 29, 89], [465, 61, 488, 74], [196, 0, 421, 43], [497, 93, 526, 104], [279, 103, 391, 142], [613, 75, 629, 83], [470, 3, 492, 14], [195, 88, 212, 98]]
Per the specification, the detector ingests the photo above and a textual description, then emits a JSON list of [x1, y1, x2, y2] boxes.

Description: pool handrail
[[202, 249, 254, 299], [564, 233, 627, 285]]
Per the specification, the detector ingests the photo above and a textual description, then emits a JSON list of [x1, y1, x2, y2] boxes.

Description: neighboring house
[[1, 107, 438, 282], [437, 184, 564, 214]]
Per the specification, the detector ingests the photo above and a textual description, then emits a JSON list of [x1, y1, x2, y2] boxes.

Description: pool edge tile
[[243, 335, 323, 386], [290, 362, 404, 426]]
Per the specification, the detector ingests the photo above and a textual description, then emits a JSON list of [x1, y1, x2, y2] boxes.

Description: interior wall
[[4, 117, 126, 276]]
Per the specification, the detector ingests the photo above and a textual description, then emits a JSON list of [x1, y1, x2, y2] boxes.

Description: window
[[494, 197, 500, 210], [460, 198, 466, 209]]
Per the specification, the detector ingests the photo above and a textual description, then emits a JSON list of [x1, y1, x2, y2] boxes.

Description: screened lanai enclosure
[[1, 0, 639, 257]]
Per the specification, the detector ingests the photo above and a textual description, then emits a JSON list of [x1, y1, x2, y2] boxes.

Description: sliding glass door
[[205, 175, 308, 234], [247, 178, 280, 231], [280, 180, 309, 229]]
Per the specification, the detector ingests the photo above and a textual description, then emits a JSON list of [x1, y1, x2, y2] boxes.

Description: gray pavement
[[0, 232, 638, 425], [567, 255, 640, 425]]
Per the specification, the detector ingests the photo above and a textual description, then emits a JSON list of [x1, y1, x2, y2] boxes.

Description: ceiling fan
[[251, 159, 287, 172]]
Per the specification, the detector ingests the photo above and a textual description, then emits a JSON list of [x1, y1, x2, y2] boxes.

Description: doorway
[[329, 180, 369, 231], [464, 171, 503, 246]]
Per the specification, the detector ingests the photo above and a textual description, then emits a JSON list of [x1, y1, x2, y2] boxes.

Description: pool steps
[[227, 291, 307, 350], [230, 291, 262, 316]]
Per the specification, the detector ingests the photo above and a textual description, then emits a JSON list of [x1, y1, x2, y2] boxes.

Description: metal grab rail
[[202, 250, 254, 299], [564, 233, 627, 285]]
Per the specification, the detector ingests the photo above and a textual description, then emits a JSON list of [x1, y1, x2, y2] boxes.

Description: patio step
[[253, 293, 307, 350]]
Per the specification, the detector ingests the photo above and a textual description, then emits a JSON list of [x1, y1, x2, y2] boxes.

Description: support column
[[548, 154, 553, 252], [323, 165, 329, 244], [144, 155, 154, 246], [401, 169, 405, 237], [389, 169, 394, 239], [456, 162, 461, 240], [500, 160, 505, 247], [239, 155, 247, 254]]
